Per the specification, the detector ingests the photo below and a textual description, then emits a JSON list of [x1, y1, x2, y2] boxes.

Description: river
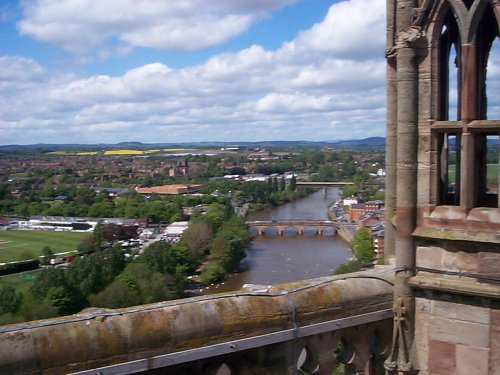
[[204, 188, 352, 294]]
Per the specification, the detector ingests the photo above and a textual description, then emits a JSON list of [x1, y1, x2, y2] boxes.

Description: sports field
[[0, 231, 88, 263], [0, 270, 39, 295]]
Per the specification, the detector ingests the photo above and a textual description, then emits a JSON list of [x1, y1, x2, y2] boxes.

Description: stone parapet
[[0, 269, 394, 374]]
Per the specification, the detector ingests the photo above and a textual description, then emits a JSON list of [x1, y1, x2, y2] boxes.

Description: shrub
[[200, 262, 225, 284]]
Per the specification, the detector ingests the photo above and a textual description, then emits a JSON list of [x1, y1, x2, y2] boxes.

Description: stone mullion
[[459, 42, 479, 210]]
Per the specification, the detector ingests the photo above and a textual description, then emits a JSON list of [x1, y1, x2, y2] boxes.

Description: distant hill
[[329, 137, 385, 147], [0, 137, 386, 152]]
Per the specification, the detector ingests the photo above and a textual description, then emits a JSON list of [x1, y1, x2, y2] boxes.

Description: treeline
[[0, 202, 250, 325], [0, 187, 225, 223], [0, 179, 309, 220], [203, 177, 309, 212]]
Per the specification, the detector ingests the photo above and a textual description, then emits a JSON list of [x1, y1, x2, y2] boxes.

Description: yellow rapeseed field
[[47, 148, 188, 156], [47, 151, 98, 156], [103, 150, 145, 155]]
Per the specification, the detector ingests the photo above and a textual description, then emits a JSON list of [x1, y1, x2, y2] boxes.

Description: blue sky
[[0, 0, 497, 145]]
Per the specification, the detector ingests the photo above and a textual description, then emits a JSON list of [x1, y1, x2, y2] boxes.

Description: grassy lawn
[[0, 270, 40, 295], [447, 164, 498, 187], [0, 231, 88, 263], [487, 164, 499, 187]]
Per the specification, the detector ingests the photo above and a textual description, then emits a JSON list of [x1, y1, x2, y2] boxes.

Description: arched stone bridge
[[295, 181, 354, 188], [247, 220, 339, 236]]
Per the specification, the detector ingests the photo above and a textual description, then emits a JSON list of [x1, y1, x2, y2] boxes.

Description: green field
[[0, 270, 39, 295], [0, 231, 88, 263], [447, 164, 498, 187]]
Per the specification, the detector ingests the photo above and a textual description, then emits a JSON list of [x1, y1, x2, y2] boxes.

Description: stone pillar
[[393, 38, 418, 372], [387, 1, 421, 372], [394, 5, 419, 274], [385, 0, 397, 262]]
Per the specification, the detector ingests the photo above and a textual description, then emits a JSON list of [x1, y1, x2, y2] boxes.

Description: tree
[[68, 248, 126, 297], [90, 281, 142, 309], [41, 246, 54, 265], [117, 262, 181, 304], [30, 267, 67, 301], [209, 218, 249, 274], [289, 175, 297, 191], [44, 286, 78, 315], [141, 242, 177, 276], [200, 262, 225, 284], [272, 177, 278, 192], [228, 166, 246, 175], [0, 285, 22, 315], [93, 220, 106, 251], [352, 228, 374, 264], [19, 293, 59, 322], [181, 220, 213, 259], [204, 203, 227, 231], [101, 246, 127, 286], [342, 185, 358, 198], [77, 235, 95, 255], [30, 267, 86, 315], [369, 189, 385, 201], [318, 165, 337, 181], [334, 260, 362, 275], [279, 176, 286, 191], [210, 237, 233, 271]]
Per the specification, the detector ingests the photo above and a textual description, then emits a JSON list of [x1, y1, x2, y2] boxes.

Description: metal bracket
[[384, 297, 413, 372]]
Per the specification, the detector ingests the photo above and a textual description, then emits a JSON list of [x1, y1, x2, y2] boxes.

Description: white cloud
[[0, 0, 425, 144], [293, 0, 386, 60], [17, 0, 297, 54], [0, 56, 47, 92]]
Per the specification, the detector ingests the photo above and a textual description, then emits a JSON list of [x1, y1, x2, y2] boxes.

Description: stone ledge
[[409, 274, 500, 299], [413, 226, 500, 244]]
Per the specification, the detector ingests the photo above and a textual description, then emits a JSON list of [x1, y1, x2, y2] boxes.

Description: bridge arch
[[246, 220, 339, 237]]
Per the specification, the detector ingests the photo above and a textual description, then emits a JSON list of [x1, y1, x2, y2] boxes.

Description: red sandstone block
[[428, 340, 455, 375], [432, 300, 490, 325], [414, 299, 431, 371], [442, 250, 478, 273], [477, 252, 500, 275], [429, 316, 490, 348], [416, 246, 444, 270], [455, 344, 489, 375], [490, 310, 500, 375]]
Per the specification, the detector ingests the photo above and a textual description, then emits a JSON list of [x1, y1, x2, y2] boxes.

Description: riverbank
[[203, 188, 352, 294], [246, 188, 312, 214]]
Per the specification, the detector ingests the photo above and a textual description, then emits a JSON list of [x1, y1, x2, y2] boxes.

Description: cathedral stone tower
[[385, 0, 499, 373]]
